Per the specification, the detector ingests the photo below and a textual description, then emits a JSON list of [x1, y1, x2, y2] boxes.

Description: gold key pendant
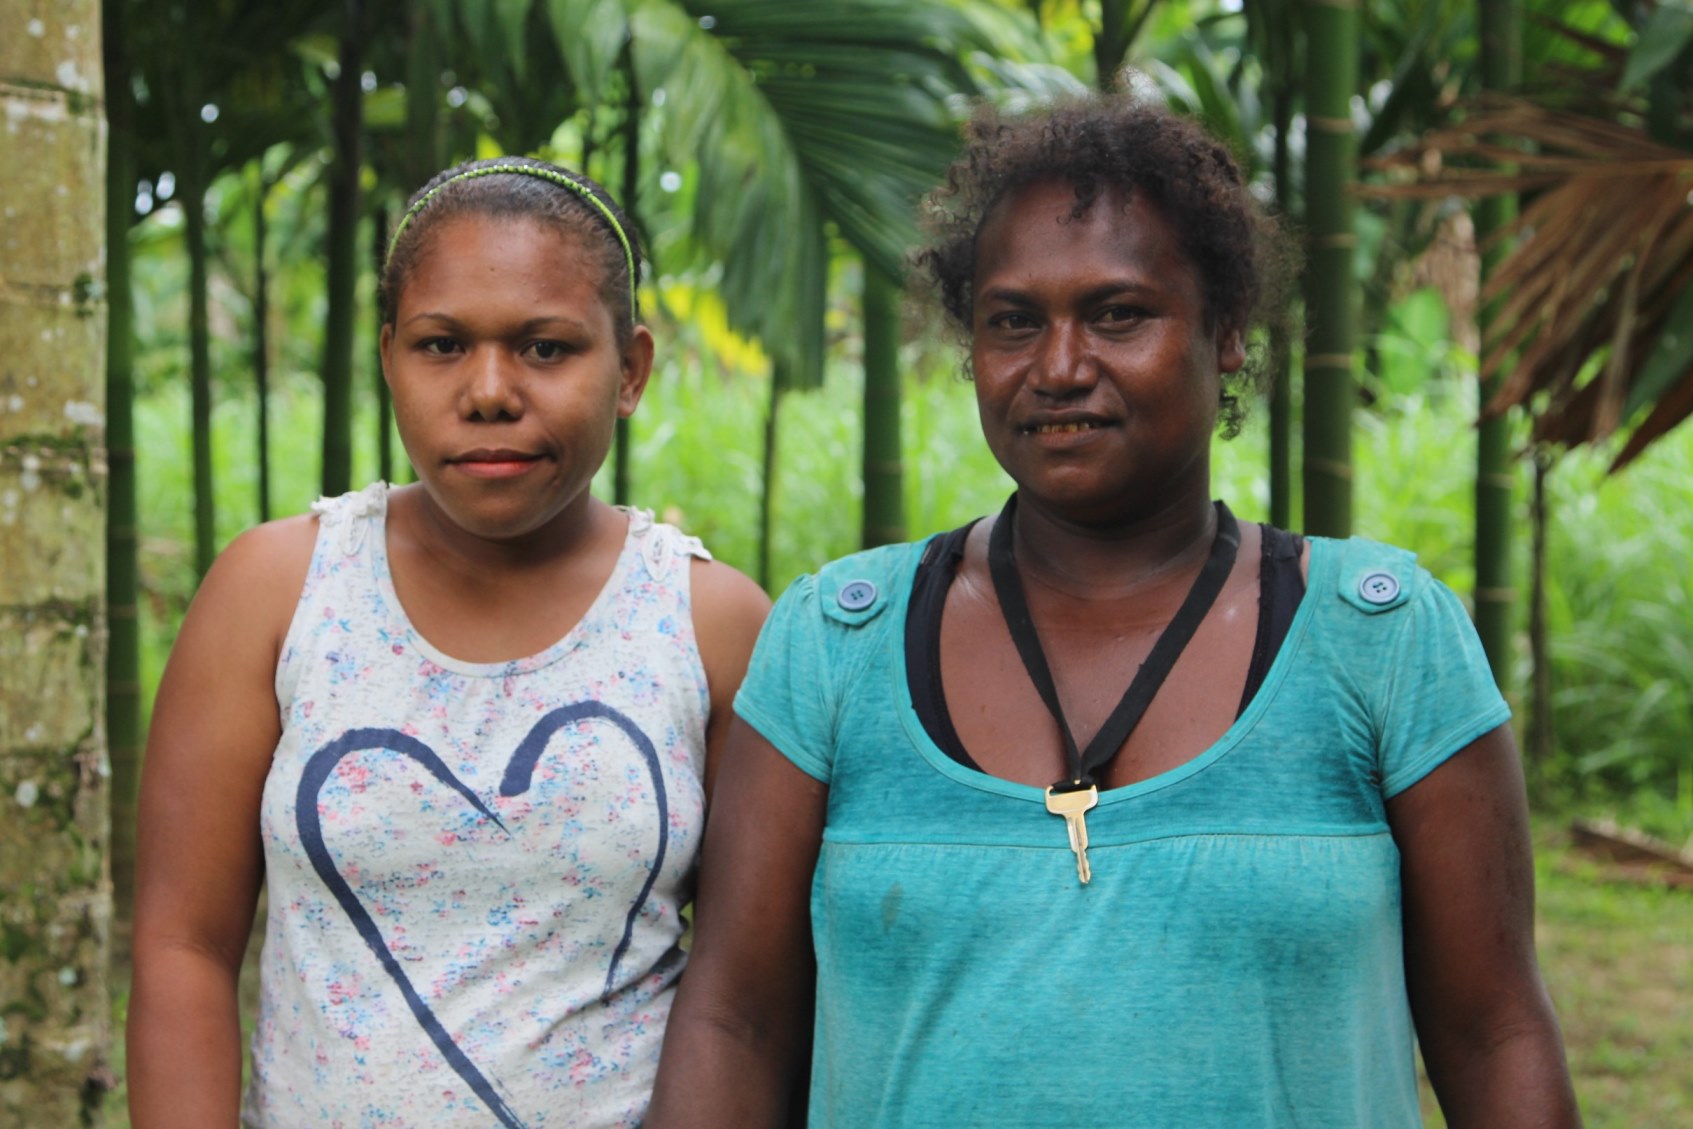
[[1045, 784, 1099, 885]]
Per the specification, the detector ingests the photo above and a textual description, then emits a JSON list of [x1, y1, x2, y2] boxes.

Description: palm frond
[[1368, 93, 1693, 469], [628, 0, 1018, 386]]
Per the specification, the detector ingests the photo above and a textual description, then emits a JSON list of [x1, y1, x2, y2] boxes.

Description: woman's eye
[[419, 337, 460, 356], [1099, 305, 1146, 324], [988, 311, 1037, 332], [528, 340, 570, 361]]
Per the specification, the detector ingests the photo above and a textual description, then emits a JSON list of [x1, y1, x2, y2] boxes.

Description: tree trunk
[[183, 157, 216, 577], [1527, 450, 1553, 779], [1093, 0, 1155, 91], [860, 263, 905, 549], [1473, 0, 1520, 684], [395, 0, 441, 487], [1300, 0, 1358, 538], [254, 168, 273, 522], [104, 0, 142, 932], [320, 1, 363, 498], [614, 37, 639, 507], [758, 369, 783, 592], [371, 200, 392, 484], [1266, 10, 1296, 530], [0, 1, 115, 1121]]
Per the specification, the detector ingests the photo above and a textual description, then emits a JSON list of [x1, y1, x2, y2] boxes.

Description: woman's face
[[379, 214, 652, 542], [970, 179, 1244, 528]]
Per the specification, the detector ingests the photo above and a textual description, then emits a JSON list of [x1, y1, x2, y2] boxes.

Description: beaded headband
[[388, 162, 639, 317]]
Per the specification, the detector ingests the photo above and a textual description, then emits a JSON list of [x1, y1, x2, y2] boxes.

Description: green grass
[[1418, 829, 1693, 1128]]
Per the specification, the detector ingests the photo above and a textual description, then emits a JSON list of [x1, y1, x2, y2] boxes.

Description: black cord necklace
[[986, 493, 1240, 884]]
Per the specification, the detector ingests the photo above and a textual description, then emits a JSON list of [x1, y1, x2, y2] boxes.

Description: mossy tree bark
[[1474, 0, 1520, 686], [860, 263, 905, 549], [0, 0, 115, 1123], [1300, 0, 1359, 537]]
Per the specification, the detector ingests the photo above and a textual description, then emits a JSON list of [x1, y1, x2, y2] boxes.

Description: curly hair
[[914, 92, 1296, 434], [379, 156, 644, 348]]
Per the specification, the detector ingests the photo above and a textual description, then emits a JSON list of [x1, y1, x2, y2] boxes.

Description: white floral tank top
[[243, 484, 711, 1128]]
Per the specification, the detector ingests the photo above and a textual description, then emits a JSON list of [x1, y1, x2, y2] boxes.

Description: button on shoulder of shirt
[[837, 579, 878, 611]]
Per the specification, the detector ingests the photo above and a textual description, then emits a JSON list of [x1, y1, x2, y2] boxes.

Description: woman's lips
[[450, 449, 543, 478], [1021, 418, 1112, 445], [1030, 420, 1106, 434]]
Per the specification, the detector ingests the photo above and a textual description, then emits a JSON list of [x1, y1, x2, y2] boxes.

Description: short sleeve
[[733, 574, 838, 783], [1376, 574, 1512, 797]]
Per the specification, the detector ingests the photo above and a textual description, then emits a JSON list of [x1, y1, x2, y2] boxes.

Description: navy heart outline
[[295, 702, 671, 1129]]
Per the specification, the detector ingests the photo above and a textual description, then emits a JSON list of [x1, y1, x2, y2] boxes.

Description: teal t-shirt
[[735, 531, 1509, 1129]]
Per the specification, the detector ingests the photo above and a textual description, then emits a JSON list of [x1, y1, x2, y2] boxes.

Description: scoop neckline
[[891, 532, 1333, 806], [366, 484, 638, 678]]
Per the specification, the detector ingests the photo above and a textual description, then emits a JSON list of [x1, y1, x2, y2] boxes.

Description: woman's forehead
[[973, 180, 1190, 287]]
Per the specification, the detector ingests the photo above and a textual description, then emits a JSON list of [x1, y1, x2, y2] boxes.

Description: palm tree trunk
[[860, 263, 905, 548], [372, 201, 392, 483], [396, 2, 441, 487], [615, 37, 639, 506], [254, 169, 273, 522], [1093, 0, 1156, 91], [105, 0, 142, 931], [320, 0, 364, 497], [183, 157, 217, 576], [0, 1, 113, 1118], [1527, 449, 1553, 778], [1473, 0, 1520, 684], [758, 368, 783, 592], [1267, 10, 1296, 529], [1300, 0, 1359, 537]]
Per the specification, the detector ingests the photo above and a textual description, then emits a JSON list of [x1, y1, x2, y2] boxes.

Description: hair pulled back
[[380, 156, 644, 347], [915, 92, 1295, 433]]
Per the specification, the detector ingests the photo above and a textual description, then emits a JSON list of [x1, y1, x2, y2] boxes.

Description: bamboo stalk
[[1300, 0, 1359, 538]]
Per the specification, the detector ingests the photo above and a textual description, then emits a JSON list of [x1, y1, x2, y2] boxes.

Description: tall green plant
[[1301, 0, 1359, 537]]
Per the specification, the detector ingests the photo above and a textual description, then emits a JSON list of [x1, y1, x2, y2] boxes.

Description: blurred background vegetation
[[69, 0, 1693, 1122]]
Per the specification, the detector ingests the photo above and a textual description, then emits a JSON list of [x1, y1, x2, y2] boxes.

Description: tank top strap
[[622, 506, 712, 587], [308, 480, 389, 560]]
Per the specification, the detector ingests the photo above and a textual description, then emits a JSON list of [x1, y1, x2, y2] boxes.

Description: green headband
[[388, 162, 639, 317]]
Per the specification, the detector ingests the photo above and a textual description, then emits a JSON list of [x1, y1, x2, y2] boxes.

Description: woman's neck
[[401, 486, 615, 581], [1007, 492, 1219, 603]]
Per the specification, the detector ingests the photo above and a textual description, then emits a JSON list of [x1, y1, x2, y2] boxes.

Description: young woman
[[648, 95, 1581, 1128], [129, 157, 769, 1128]]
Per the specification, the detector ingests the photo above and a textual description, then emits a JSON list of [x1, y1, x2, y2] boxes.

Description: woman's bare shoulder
[[187, 512, 322, 647]]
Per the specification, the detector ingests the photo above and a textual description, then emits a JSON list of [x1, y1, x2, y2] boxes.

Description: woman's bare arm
[[688, 559, 771, 802], [127, 517, 315, 1128], [1388, 724, 1582, 1128], [647, 720, 826, 1128]]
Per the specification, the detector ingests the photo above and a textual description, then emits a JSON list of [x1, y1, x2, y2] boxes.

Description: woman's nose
[[1030, 321, 1097, 396], [461, 348, 524, 421]]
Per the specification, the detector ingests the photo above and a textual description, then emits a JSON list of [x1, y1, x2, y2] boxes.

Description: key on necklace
[[1044, 784, 1099, 885]]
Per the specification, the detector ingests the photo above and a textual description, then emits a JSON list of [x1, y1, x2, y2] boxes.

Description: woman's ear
[[618, 325, 656, 418], [1217, 326, 1246, 374]]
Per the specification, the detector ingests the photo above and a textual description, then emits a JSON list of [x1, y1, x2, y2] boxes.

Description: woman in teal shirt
[[649, 93, 1580, 1128]]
